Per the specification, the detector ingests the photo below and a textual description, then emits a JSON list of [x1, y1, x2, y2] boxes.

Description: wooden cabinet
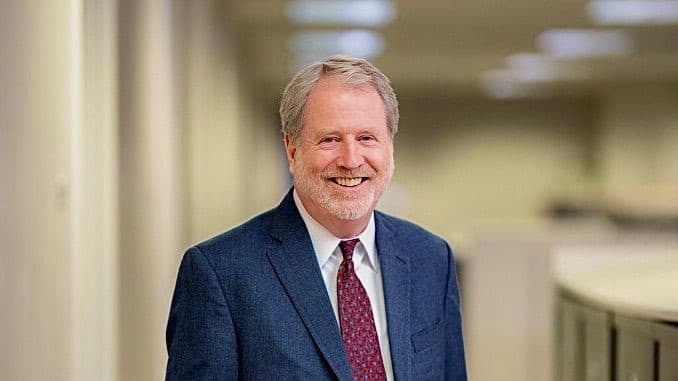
[[584, 308, 611, 381], [614, 316, 655, 381], [556, 298, 611, 381], [556, 294, 678, 381], [656, 323, 678, 381]]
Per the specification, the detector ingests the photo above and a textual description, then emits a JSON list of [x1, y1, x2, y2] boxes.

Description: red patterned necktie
[[337, 239, 387, 381]]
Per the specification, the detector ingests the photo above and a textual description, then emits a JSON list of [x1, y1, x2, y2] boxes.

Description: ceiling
[[230, 0, 678, 101]]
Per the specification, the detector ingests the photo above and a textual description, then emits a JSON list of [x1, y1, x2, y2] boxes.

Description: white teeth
[[335, 177, 362, 187]]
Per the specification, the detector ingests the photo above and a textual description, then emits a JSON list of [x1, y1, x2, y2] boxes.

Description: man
[[166, 55, 467, 380]]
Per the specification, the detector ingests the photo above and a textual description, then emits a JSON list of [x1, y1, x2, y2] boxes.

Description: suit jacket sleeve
[[445, 243, 468, 380], [166, 246, 238, 380]]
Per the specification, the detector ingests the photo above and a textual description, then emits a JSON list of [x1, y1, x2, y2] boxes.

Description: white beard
[[293, 158, 394, 221]]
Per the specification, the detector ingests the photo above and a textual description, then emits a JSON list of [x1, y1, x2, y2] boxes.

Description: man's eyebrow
[[312, 129, 340, 138]]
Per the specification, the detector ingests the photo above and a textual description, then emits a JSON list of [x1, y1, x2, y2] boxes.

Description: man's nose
[[336, 140, 364, 169]]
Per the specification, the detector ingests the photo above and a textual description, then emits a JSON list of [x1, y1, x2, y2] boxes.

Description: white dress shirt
[[293, 191, 394, 380]]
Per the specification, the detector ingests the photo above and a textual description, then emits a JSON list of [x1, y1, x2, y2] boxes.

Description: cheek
[[293, 151, 335, 176], [367, 148, 393, 170], [307, 151, 337, 172]]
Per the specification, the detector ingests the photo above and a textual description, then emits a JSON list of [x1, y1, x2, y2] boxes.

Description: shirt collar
[[293, 190, 378, 272]]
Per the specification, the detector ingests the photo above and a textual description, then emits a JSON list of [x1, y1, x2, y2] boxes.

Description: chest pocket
[[411, 318, 444, 352], [410, 318, 445, 380]]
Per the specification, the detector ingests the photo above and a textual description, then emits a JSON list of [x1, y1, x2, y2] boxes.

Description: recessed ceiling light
[[290, 30, 385, 69], [588, 0, 678, 25], [537, 29, 634, 58], [506, 53, 558, 82], [287, 0, 396, 27], [480, 70, 533, 99], [505, 53, 591, 82]]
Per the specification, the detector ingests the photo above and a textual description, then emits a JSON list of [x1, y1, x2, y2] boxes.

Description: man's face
[[285, 76, 394, 223]]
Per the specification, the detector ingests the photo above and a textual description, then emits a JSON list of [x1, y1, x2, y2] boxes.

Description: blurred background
[[1, 0, 677, 380]]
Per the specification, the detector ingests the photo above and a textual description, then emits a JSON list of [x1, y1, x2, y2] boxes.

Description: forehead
[[302, 76, 387, 134], [306, 75, 376, 100]]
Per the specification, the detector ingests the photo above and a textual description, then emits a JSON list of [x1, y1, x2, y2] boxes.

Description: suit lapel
[[266, 190, 354, 381], [375, 212, 412, 380]]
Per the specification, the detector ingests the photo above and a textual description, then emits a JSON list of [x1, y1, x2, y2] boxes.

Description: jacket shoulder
[[375, 210, 449, 248], [190, 208, 276, 261]]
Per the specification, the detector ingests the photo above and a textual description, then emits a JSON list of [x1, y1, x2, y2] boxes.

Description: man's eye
[[358, 135, 375, 142], [321, 137, 339, 144]]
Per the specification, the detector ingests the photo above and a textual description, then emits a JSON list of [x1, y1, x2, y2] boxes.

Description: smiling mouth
[[330, 177, 368, 187]]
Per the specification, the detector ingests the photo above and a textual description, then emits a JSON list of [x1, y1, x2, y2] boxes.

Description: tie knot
[[338, 239, 360, 261]]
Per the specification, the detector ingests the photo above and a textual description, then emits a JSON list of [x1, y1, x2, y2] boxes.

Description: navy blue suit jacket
[[166, 190, 467, 380]]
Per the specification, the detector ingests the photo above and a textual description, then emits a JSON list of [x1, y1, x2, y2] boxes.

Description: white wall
[[74, 1, 119, 380], [598, 84, 678, 192], [183, 0, 247, 242], [182, 1, 286, 244], [0, 1, 118, 380], [0, 2, 74, 379], [116, 1, 287, 379], [392, 98, 594, 247], [117, 0, 185, 379]]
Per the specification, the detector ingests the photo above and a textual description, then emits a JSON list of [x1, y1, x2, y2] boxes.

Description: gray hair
[[279, 55, 399, 144]]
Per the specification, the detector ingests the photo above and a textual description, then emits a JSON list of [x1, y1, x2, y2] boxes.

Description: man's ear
[[284, 134, 297, 174]]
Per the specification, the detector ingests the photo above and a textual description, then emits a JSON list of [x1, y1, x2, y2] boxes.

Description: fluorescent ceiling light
[[588, 0, 678, 25], [506, 53, 559, 82], [505, 53, 590, 82], [480, 70, 532, 99], [287, 0, 396, 27], [290, 30, 385, 69], [538, 29, 634, 58]]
